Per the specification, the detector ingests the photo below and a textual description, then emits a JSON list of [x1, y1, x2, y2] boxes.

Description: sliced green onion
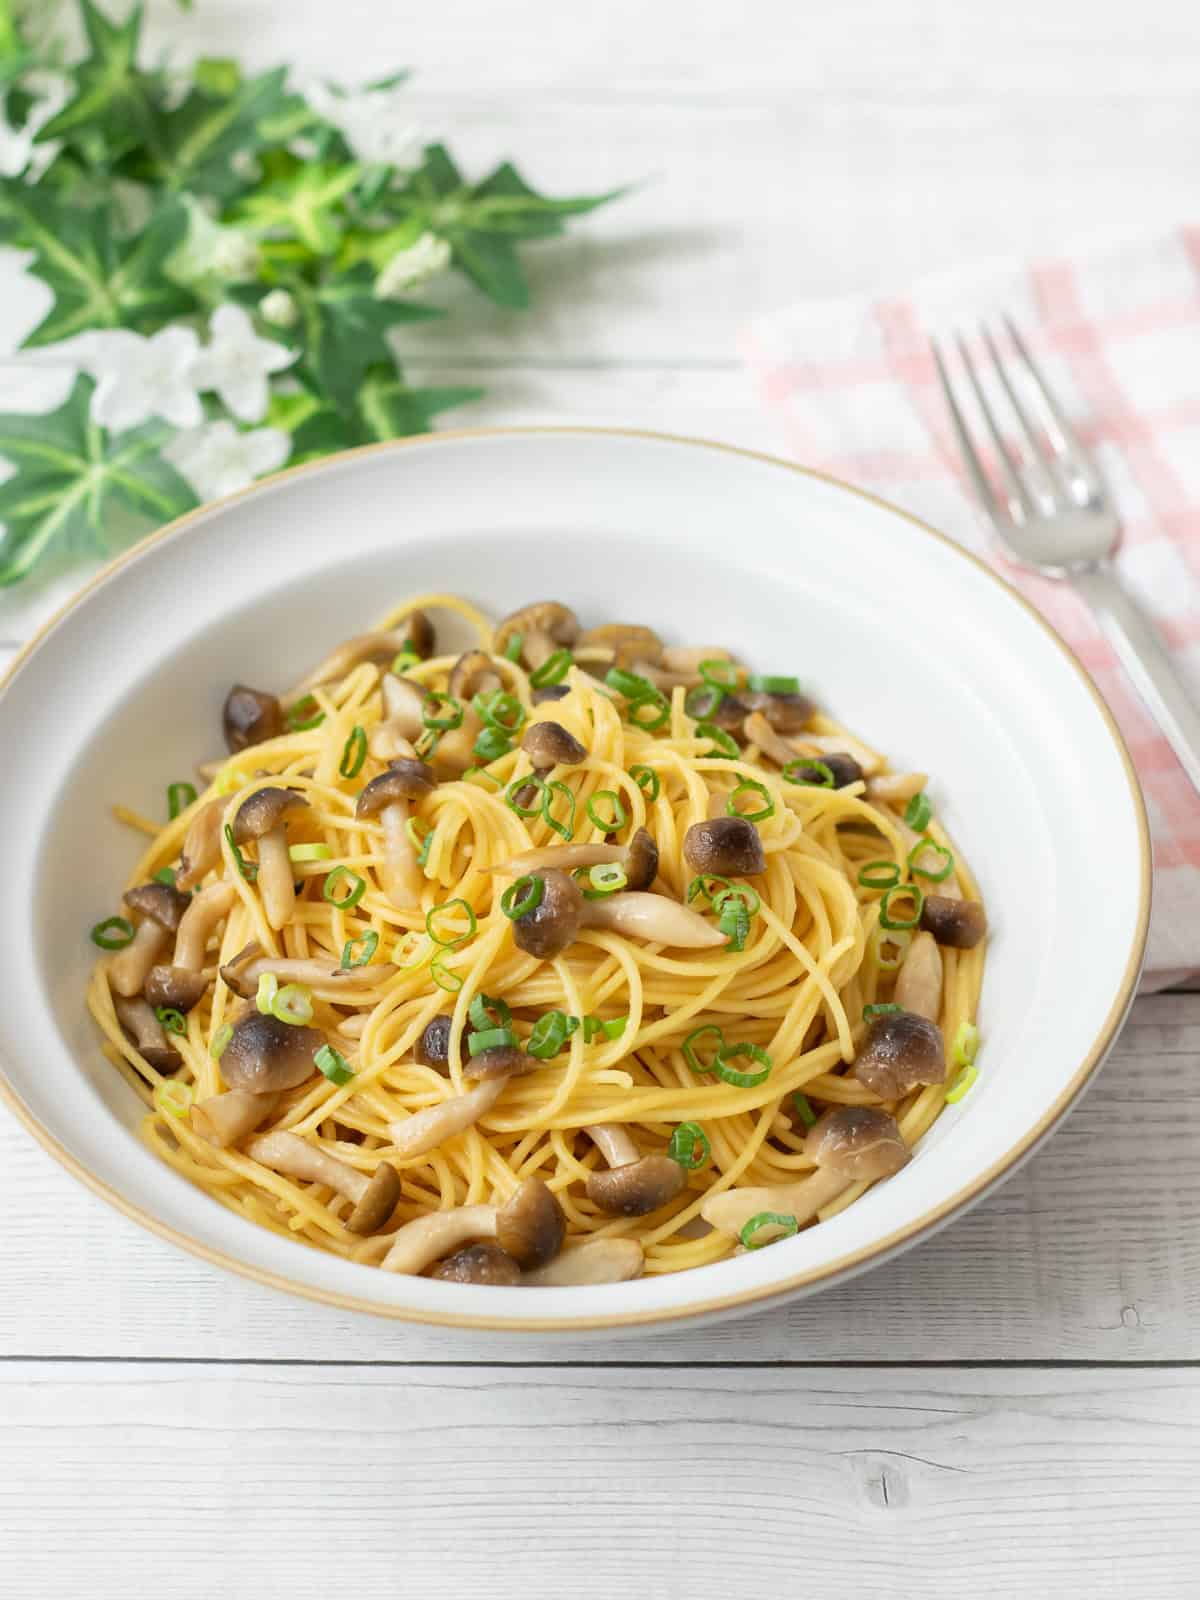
[[872, 927, 911, 971], [530, 649, 573, 688], [405, 816, 433, 868], [879, 883, 924, 930], [687, 873, 732, 904], [605, 667, 655, 699], [629, 765, 660, 801], [224, 823, 258, 882], [340, 930, 378, 969], [255, 973, 278, 1015], [338, 725, 368, 779], [740, 1211, 799, 1249], [628, 690, 670, 731], [314, 1043, 354, 1086], [500, 873, 544, 920], [426, 898, 477, 948], [711, 883, 762, 917], [791, 1092, 817, 1128], [582, 1015, 603, 1043], [503, 631, 524, 663], [215, 766, 250, 795], [905, 791, 933, 831], [714, 1041, 772, 1087], [154, 1080, 194, 1119], [323, 866, 365, 909], [153, 867, 178, 886], [858, 860, 901, 891], [287, 695, 325, 731], [601, 1016, 627, 1040], [945, 1063, 979, 1104], [167, 781, 197, 820], [783, 757, 834, 788], [391, 651, 420, 674], [746, 674, 801, 695], [463, 767, 503, 789], [694, 721, 739, 759], [541, 780, 576, 840], [474, 689, 525, 735], [468, 1026, 518, 1056], [588, 862, 628, 894], [684, 684, 724, 720], [700, 659, 740, 690], [586, 790, 627, 831], [505, 773, 547, 817], [666, 1121, 711, 1169], [289, 842, 333, 862], [683, 1023, 724, 1075], [422, 693, 464, 732], [472, 726, 513, 764], [907, 837, 955, 883], [430, 956, 463, 993], [863, 1002, 902, 1021], [271, 984, 313, 1025], [527, 1010, 576, 1059], [727, 778, 775, 822], [210, 1023, 233, 1061], [953, 1021, 980, 1068], [154, 1007, 187, 1036], [90, 916, 135, 950], [468, 992, 512, 1032], [718, 898, 751, 951], [415, 729, 441, 762], [393, 932, 431, 969]]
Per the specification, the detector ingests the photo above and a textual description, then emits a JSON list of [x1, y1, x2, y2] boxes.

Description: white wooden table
[[2, 2, 1199, 1593]]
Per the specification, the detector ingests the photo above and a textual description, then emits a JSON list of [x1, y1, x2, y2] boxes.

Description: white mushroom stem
[[108, 921, 171, 997], [662, 645, 732, 674], [522, 629, 557, 670], [176, 798, 224, 890], [897, 819, 963, 900], [256, 827, 295, 930], [381, 1205, 498, 1274], [701, 1168, 851, 1237], [228, 955, 397, 1001], [387, 1077, 506, 1159], [434, 709, 483, 776], [493, 842, 626, 876], [370, 681, 424, 760], [585, 1123, 640, 1168], [521, 1238, 645, 1285], [191, 1089, 280, 1148], [582, 892, 726, 948], [338, 1013, 368, 1039], [867, 771, 928, 804], [113, 996, 171, 1055], [378, 799, 424, 909], [245, 1129, 370, 1205], [744, 711, 803, 770], [294, 631, 407, 693], [894, 931, 944, 1023], [173, 881, 236, 970]]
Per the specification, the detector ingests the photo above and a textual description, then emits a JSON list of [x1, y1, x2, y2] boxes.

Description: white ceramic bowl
[[0, 429, 1149, 1334]]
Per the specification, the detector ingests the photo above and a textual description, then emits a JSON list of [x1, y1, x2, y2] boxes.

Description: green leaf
[[35, 1, 160, 160], [150, 67, 300, 199], [231, 160, 362, 255], [290, 367, 481, 460], [419, 143, 464, 198], [449, 231, 529, 308], [469, 161, 625, 233], [0, 375, 198, 585], [11, 189, 194, 345], [192, 57, 242, 98]]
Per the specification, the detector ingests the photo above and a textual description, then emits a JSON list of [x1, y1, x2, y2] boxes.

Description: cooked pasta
[[86, 594, 987, 1285]]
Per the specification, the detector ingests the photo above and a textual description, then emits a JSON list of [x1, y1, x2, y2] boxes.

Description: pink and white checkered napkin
[[742, 229, 1200, 984]]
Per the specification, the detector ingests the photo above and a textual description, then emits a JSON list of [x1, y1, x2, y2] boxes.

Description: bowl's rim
[[0, 426, 1152, 1332]]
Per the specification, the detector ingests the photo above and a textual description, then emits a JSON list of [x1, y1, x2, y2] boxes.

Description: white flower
[[0, 119, 34, 180], [305, 78, 424, 169], [259, 288, 298, 327], [164, 422, 290, 501], [376, 232, 451, 297], [87, 328, 205, 432], [170, 201, 260, 286], [189, 305, 295, 424], [0, 79, 66, 180]]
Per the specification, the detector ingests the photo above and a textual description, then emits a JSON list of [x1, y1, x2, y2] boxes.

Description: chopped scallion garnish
[[746, 674, 801, 695], [338, 725, 367, 779], [529, 649, 573, 687], [340, 930, 378, 969], [858, 860, 900, 891], [426, 898, 477, 948], [503, 632, 524, 663], [791, 1092, 817, 1128], [167, 781, 197, 820], [153, 867, 178, 886], [224, 823, 258, 882], [872, 927, 911, 970], [154, 1080, 194, 1119], [391, 651, 420, 675], [430, 956, 463, 993], [422, 693, 464, 732], [586, 790, 627, 832], [463, 767, 503, 789], [605, 667, 654, 699], [287, 695, 325, 731], [541, 779, 576, 840], [588, 862, 628, 894], [289, 842, 333, 862], [694, 721, 739, 759], [467, 1026, 518, 1056], [468, 992, 512, 1033], [323, 866, 365, 908], [472, 725, 513, 764], [474, 689, 525, 735], [271, 984, 313, 1026], [154, 1007, 187, 1036], [700, 659, 740, 691], [945, 1063, 978, 1103], [879, 884, 924, 930], [718, 897, 751, 951], [628, 689, 670, 731], [210, 1023, 233, 1061], [953, 1020, 980, 1068], [629, 765, 660, 801], [255, 973, 279, 1015], [782, 757, 834, 788], [907, 837, 955, 883], [682, 1023, 724, 1075], [90, 916, 134, 950], [740, 1211, 799, 1249], [863, 1002, 902, 1021], [904, 791, 933, 831], [500, 873, 543, 920], [714, 1041, 772, 1087], [314, 1043, 355, 1086], [727, 777, 775, 822], [666, 1121, 711, 1169], [505, 773, 548, 817], [527, 1009, 577, 1059], [684, 683, 724, 720]]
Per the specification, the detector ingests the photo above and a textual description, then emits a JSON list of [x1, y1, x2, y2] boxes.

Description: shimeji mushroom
[[218, 1010, 325, 1095], [701, 1106, 912, 1237], [222, 685, 283, 752], [584, 1124, 686, 1216], [370, 674, 427, 761], [740, 687, 816, 734], [245, 1130, 401, 1235], [145, 881, 236, 1013], [920, 894, 988, 949], [520, 1237, 645, 1285], [431, 1242, 522, 1285], [176, 798, 224, 890], [510, 868, 725, 961], [386, 1042, 534, 1159], [853, 1010, 946, 1101], [191, 1088, 281, 1148], [355, 758, 436, 909], [428, 651, 502, 776], [576, 622, 664, 672], [682, 816, 767, 879], [521, 719, 588, 774], [108, 882, 190, 997], [381, 1177, 565, 1275], [495, 826, 659, 891], [493, 601, 580, 672], [231, 787, 310, 929], [220, 942, 397, 1002], [742, 713, 864, 789], [866, 771, 929, 805], [294, 622, 432, 693], [892, 931, 944, 1023], [113, 996, 181, 1075]]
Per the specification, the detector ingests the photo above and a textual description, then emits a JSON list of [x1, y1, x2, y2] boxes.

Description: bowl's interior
[[0, 431, 1147, 1330]]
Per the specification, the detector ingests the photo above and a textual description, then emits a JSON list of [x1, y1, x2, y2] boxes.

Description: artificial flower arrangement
[[0, 0, 618, 584]]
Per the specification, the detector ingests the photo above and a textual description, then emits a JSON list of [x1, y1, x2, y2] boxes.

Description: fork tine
[[1002, 315, 1097, 478], [953, 333, 1035, 521], [980, 323, 1062, 505], [930, 338, 1002, 523]]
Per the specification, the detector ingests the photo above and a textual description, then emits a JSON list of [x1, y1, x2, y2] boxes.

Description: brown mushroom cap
[[416, 1014, 454, 1073], [431, 1241, 522, 1285], [804, 1105, 912, 1180], [219, 1010, 324, 1094], [920, 895, 988, 950], [624, 827, 659, 891], [853, 1010, 946, 1100], [448, 650, 502, 701], [790, 752, 864, 789], [223, 685, 284, 753], [682, 816, 766, 878], [576, 622, 663, 669], [123, 881, 190, 932], [232, 786, 309, 842], [355, 759, 436, 818], [494, 601, 580, 659], [531, 683, 571, 705], [402, 609, 435, 660], [462, 1043, 536, 1082], [495, 1176, 566, 1268], [742, 690, 816, 735], [347, 1162, 401, 1234], [511, 867, 585, 960], [586, 1153, 687, 1216], [522, 720, 587, 768], [144, 965, 210, 1013], [711, 694, 750, 736]]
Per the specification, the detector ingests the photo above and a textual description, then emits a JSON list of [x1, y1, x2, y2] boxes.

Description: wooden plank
[[2, 1361, 1197, 1596], [0, 992, 1196, 1363]]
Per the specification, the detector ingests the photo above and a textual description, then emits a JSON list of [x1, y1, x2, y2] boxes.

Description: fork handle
[[1073, 563, 1200, 796]]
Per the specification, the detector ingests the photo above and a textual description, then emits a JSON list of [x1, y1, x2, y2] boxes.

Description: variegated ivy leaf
[[144, 66, 305, 201], [286, 365, 482, 460], [231, 160, 363, 255], [34, 0, 161, 161], [0, 374, 198, 585]]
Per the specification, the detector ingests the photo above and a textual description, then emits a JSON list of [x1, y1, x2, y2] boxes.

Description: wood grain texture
[[2, 1362, 1198, 1598], [1, 992, 1196, 1362]]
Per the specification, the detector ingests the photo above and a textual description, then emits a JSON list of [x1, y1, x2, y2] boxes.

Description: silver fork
[[933, 317, 1200, 795]]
